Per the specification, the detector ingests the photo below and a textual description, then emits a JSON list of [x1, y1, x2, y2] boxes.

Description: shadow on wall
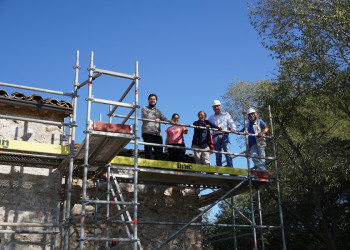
[[0, 165, 62, 249]]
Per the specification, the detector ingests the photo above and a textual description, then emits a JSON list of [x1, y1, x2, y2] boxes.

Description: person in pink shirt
[[165, 113, 188, 162]]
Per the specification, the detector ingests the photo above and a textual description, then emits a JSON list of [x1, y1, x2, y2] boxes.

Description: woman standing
[[165, 114, 188, 162], [192, 111, 219, 165]]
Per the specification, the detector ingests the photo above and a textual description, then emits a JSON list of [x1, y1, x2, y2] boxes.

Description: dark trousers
[[142, 133, 163, 160], [168, 143, 185, 162]]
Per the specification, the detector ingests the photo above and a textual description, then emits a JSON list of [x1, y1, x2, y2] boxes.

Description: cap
[[247, 108, 256, 114], [212, 100, 221, 106]]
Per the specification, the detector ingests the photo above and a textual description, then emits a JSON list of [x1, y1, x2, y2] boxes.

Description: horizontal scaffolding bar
[[84, 237, 137, 242], [84, 199, 134, 206], [130, 141, 275, 161], [0, 222, 59, 227], [138, 141, 274, 160], [0, 229, 59, 234], [90, 98, 135, 109], [0, 82, 74, 97], [93, 68, 136, 80], [114, 114, 273, 138], [0, 114, 71, 127], [108, 220, 282, 229], [0, 150, 67, 159]]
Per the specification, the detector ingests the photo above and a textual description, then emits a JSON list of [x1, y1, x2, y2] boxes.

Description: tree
[[210, 1, 350, 249], [220, 78, 350, 249]]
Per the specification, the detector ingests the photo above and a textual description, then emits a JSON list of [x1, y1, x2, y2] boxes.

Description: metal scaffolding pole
[[105, 165, 111, 249], [257, 188, 265, 250], [243, 109, 258, 250], [268, 105, 287, 250], [79, 51, 94, 250], [64, 49, 80, 250], [231, 196, 238, 250], [132, 61, 140, 250], [94, 179, 99, 250]]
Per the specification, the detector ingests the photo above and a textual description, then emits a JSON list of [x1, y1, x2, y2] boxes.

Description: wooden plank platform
[[73, 133, 133, 169]]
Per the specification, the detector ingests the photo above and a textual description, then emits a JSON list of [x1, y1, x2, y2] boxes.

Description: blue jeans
[[213, 133, 233, 167], [250, 144, 266, 171]]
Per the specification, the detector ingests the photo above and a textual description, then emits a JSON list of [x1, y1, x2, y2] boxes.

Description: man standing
[[247, 108, 269, 171], [208, 100, 236, 167], [141, 93, 171, 160]]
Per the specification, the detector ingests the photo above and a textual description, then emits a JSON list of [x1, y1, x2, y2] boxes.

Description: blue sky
[[0, 1, 276, 169]]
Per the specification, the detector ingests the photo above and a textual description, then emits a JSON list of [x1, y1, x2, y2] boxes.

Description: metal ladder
[[108, 171, 143, 250]]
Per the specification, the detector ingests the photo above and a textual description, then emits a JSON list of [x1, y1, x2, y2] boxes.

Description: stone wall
[[67, 180, 202, 250], [0, 104, 64, 144], [0, 104, 64, 249]]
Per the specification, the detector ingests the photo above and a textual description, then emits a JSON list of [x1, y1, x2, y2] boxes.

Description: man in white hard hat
[[208, 100, 236, 167], [247, 108, 269, 171]]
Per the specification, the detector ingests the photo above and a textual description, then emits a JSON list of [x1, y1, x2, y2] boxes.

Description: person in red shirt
[[165, 113, 188, 162]]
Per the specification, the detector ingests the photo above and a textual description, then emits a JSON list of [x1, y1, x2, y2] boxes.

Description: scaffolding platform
[[73, 124, 133, 170], [109, 156, 271, 190], [111, 156, 248, 175], [0, 139, 69, 168]]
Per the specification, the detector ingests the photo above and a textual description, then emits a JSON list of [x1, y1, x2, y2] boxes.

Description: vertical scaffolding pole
[[64, 50, 80, 250], [257, 188, 265, 250], [61, 174, 68, 250], [231, 196, 237, 250], [243, 109, 258, 250], [132, 61, 139, 250], [268, 106, 287, 250], [79, 51, 94, 250], [94, 179, 99, 250], [105, 165, 111, 249], [54, 179, 61, 250]]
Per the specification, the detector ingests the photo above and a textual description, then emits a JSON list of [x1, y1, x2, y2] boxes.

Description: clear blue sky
[[0, 1, 276, 169]]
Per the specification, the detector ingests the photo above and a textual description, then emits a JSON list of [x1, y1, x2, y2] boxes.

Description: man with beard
[[247, 108, 269, 171], [141, 93, 172, 160]]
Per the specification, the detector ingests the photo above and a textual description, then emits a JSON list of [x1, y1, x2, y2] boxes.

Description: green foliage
[[207, 1, 350, 249]]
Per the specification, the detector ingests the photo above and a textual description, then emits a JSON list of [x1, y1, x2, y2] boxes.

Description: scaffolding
[[0, 51, 286, 250]]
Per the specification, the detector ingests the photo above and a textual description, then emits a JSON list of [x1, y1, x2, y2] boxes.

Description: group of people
[[141, 93, 269, 172]]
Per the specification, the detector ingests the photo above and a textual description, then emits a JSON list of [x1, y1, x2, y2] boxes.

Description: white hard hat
[[247, 108, 256, 114], [212, 100, 221, 106]]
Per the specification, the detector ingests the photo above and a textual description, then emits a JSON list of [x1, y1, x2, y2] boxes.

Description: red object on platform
[[250, 170, 276, 179], [92, 121, 132, 134]]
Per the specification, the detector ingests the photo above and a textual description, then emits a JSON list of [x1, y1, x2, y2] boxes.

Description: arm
[[227, 115, 237, 132], [258, 121, 269, 138], [183, 126, 188, 134], [206, 120, 220, 129]]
